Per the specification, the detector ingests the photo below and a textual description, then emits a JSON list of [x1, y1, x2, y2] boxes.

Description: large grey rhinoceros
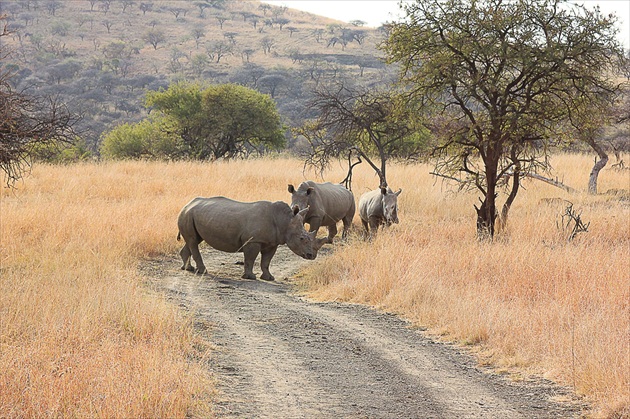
[[288, 181, 355, 243], [359, 187, 402, 235], [177, 197, 328, 280]]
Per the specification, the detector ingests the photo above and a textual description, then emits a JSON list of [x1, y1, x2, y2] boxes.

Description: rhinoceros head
[[381, 187, 402, 226], [285, 205, 327, 260], [288, 183, 314, 213]]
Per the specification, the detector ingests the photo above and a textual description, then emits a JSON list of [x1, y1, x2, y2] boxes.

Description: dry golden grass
[[0, 161, 213, 418], [298, 154, 630, 418], [1, 155, 627, 417]]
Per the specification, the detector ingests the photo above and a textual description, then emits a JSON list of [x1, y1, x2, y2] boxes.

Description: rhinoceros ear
[[306, 187, 314, 195], [395, 188, 402, 196], [288, 184, 295, 193]]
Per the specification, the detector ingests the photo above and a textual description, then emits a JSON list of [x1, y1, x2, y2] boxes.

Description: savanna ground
[[0, 155, 628, 417]]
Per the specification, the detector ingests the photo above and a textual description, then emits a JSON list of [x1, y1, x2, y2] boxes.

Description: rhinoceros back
[[177, 197, 290, 253], [307, 181, 355, 225], [359, 189, 384, 222]]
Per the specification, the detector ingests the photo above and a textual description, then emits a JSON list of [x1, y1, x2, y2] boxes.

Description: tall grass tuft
[[0, 161, 220, 418]]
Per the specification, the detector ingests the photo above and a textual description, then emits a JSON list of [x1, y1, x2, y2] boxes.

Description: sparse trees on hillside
[[139, 2, 152, 15], [101, 19, 114, 34], [223, 32, 238, 45], [311, 28, 324, 43], [248, 15, 260, 29], [1, 15, 78, 186], [384, 0, 626, 238], [215, 15, 228, 29], [2, 0, 387, 156], [194, 1, 211, 17], [258, 72, 286, 98], [88, 0, 98, 12], [191, 53, 210, 75], [121, 1, 135, 13], [260, 36, 275, 55], [46, 1, 63, 16], [240, 48, 255, 63], [274, 17, 289, 31], [167, 7, 187, 20], [143, 29, 165, 50], [206, 40, 232, 63], [258, 4, 271, 16], [98, 1, 110, 14], [191, 27, 205, 48]]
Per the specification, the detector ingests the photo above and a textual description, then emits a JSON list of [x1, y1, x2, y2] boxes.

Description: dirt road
[[144, 245, 585, 418]]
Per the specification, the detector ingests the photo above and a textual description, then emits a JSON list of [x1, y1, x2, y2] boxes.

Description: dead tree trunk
[[585, 137, 608, 195], [350, 146, 387, 187]]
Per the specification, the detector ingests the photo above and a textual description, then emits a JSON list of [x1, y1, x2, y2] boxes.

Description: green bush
[[100, 119, 183, 160]]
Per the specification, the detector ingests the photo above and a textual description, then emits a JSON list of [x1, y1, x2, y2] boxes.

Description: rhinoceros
[[177, 197, 327, 280], [359, 187, 402, 235], [288, 181, 355, 243]]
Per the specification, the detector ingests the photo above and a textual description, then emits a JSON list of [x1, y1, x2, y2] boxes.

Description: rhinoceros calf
[[359, 187, 402, 235], [177, 197, 327, 280], [288, 181, 355, 243]]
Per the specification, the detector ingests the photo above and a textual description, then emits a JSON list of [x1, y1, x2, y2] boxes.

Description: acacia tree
[[144, 82, 285, 160], [568, 84, 629, 194], [384, 0, 626, 238], [296, 82, 427, 188], [0, 15, 78, 186]]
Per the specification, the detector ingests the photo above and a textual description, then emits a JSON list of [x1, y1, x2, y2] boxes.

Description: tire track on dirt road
[[144, 246, 585, 418]]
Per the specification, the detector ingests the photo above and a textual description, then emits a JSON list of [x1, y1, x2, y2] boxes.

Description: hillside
[[1, 0, 392, 150]]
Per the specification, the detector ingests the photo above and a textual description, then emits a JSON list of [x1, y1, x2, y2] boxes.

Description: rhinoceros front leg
[[241, 243, 260, 280], [307, 217, 322, 235], [368, 216, 381, 239], [361, 219, 370, 234], [259, 246, 278, 281], [326, 223, 338, 244]]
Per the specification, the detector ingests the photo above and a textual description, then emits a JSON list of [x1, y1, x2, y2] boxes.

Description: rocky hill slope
[[1, 0, 392, 149]]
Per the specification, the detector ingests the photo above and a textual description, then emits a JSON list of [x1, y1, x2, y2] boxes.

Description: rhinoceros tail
[[177, 231, 181, 241]]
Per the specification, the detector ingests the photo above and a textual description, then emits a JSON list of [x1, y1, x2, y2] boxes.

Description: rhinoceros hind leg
[[341, 217, 352, 239], [180, 244, 197, 272], [179, 244, 192, 271], [187, 240, 206, 275]]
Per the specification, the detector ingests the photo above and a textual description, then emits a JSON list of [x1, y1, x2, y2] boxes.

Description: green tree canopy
[[384, 0, 626, 238], [144, 82, 285, 160]]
